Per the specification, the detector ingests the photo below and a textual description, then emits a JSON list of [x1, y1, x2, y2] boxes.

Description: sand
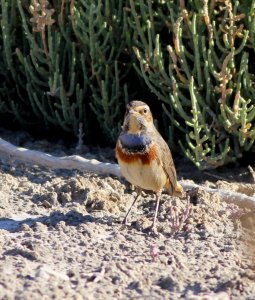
[[0, 130, 254, 299]]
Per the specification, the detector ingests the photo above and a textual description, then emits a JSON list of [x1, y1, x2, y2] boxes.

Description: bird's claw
[[149, 225, 159, 236], [122, 217, 128, 226]]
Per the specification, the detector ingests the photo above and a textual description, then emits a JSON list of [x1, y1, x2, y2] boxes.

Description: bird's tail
[[173, 182, 184, 197], [166, 180, 184, 197]]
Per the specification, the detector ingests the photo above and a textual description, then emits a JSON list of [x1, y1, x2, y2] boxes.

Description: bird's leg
[[122, 189, 141, 225], [150, 191, 162, 234]]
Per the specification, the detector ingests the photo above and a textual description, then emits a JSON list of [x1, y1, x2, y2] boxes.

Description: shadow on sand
[[0, 210, 114, 232]]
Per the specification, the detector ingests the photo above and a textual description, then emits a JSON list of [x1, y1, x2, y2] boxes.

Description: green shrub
[[0, 0, 129, 143], [1, 0, 255, 168], [129, 0, 255, 169]]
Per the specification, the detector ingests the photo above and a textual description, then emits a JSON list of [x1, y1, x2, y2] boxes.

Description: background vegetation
[[0, 0, 255, 169]]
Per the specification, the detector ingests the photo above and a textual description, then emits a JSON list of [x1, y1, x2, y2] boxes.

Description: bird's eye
[[143, 108, 148, 114]]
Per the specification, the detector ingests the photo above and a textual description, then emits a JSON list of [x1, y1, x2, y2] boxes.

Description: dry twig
[[0, 137, 255, 211], [0, 138, 120, 178], [248, 165, 255, 183]]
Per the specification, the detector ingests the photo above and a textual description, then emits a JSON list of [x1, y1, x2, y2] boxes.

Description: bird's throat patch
[[119, 133, 151, 153], [116, 142, 157, 165]]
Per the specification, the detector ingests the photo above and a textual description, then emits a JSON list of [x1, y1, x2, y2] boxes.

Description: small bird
[[116, 100, 183, 233]]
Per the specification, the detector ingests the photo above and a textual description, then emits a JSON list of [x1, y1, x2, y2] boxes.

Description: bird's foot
[[121, 217, 128, 226], [120, 217, 131, 229]]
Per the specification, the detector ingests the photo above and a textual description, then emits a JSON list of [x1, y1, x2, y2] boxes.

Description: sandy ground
[[0, 130, 255, 300]]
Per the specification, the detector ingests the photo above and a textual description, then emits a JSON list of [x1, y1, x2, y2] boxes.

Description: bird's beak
[[128, 109, 136, 115], [125, 110, 145, 134]]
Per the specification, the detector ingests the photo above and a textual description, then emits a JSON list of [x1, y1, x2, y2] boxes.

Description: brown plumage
[[116, 100, 183, 233]]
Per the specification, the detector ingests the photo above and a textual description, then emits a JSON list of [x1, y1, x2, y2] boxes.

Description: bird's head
[[122, 101, 154, 134]]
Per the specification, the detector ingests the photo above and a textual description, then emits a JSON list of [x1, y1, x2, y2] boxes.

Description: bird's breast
[[116, 135, 167, 191]]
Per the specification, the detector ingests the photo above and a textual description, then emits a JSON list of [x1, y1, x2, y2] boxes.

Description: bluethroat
[[116, 100, 183, 233]]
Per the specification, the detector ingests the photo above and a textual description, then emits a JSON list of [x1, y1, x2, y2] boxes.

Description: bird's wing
[[156, 131, 183, 197]]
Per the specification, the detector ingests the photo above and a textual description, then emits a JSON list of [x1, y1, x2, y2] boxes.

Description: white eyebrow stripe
[[135, 105, 150, 111]]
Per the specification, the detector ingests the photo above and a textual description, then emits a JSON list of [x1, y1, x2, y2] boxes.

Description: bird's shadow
[[0, 210, 115, 233]]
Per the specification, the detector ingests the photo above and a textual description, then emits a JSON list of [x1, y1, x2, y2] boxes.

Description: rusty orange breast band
[[116, 142, 158, 165]]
